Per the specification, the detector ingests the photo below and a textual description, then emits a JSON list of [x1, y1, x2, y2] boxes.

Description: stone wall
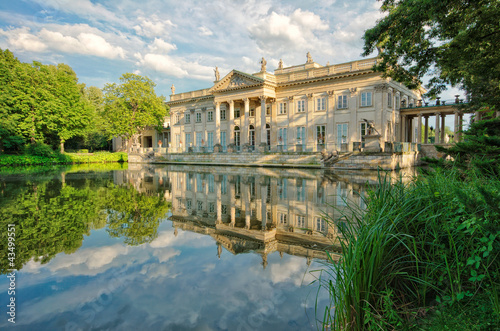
[[129, 152, 323, 167], [331, 152, 420, 170]]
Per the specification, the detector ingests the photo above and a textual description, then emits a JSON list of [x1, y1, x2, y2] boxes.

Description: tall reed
[[317, 166, 500, 330]]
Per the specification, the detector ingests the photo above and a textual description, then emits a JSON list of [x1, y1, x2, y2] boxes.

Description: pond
[[0, 163, 408, 330]]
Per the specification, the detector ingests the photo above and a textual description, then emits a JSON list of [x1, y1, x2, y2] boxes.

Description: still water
[[0, 163, 396, 330]]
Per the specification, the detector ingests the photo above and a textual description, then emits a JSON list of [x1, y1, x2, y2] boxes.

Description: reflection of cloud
[[152, 247, 181, 263], [149, 229, 213, 248]]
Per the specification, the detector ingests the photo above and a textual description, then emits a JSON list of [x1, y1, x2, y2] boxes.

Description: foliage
[[103, 73, 168, 144], [433, 117, 500, 175], [25, 142, 56, 158], [318, 168, 500, 330], [0, 169, 170, 273], [0, 152, 127, 167], [0, 49, 92, 151], [104, 183, 170, 245], [363, 0, 500, 110]]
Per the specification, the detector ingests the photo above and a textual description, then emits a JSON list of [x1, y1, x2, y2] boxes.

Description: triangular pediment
[[211, 70, 264, 92]]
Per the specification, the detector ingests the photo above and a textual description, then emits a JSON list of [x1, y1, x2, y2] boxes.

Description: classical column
[[228, 100, 235, 145], [259, 96, 267, 146], [260, 180, 267, 232], [434, 112, 440, 144], [229, 179, 235, 227], [417, 114, 422, 144], [306, 93, 313, 150], [458, 113, 464, 141], [244, 181, 251, 229], [441, 113, 446, 143], [243, 98, 250, 146], [216, 180, 222, 224], [326, 91, 335, 147], [401, 114, 407, 142], [424, 115, 429, 144], [215, 101, 221, 145], [454, 111, 460, 142]]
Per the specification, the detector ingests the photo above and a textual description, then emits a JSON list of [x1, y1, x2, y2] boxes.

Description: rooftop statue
[[171, 84, 175, 95], [260, 57, 267, 72], [306, 52, 313, 63], [214, 66, 220, 81], [278, 59, 283, 69]]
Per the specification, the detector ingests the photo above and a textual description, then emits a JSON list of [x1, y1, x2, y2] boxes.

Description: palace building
[[116, 53, 424, 153]]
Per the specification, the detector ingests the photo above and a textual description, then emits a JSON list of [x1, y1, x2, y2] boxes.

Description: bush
[[77, 149, 89, 153], [25, 143, 55, 158]]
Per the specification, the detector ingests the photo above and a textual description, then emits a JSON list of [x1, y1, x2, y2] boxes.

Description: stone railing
[[169, 88, 211, 102], [276, 58, 378, 84]]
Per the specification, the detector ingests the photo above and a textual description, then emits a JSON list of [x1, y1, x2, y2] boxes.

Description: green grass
[[316, 166, 500, 330], [0, 151, 127, 167]]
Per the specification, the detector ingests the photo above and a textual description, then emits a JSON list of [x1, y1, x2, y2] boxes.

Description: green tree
[[82, 86, 110, 151], [103, 73, 168, 150], [363, 0, 500, 111]]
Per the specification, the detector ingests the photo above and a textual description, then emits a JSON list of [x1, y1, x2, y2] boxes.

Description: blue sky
[[0, 0, 461, 102]]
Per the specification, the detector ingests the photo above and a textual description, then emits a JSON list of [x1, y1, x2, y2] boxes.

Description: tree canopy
[[0, 49, 92, 152], [103, 73, 168, 145], [363, 0, 500, 111]]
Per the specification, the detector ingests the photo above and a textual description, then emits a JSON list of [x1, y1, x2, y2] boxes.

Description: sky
[[0, 0, 461, 103]]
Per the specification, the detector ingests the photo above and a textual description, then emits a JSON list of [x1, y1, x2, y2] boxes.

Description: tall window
[[221, 131, 226, 151], [316, 217, 327, 232], [337, 123, 348, 146], [387, 92, 393, 108], [278, 178, 287, 200], [234, 108, 240, 118], [316, 125, 326, 144], [234, 126, 240, 149], [207, 111, 213, 122], [221, 175, 227, 195], [279, 213, 287, 225], [175, 114, 180, 124], [266, 124, 271, 146], [297, 126, 305, 146], [278, 128, 287, 147], [360, 122, 367, 144], [196, 112, 202, 122], [316, 97, 326, 111], [337, 95, 348, 109], [249, 125, 255, 147], [361, 92, 372, 107], [250, 108, 255, 117], [185, 113, 191, 124], [297, 99, 305, 113], [297, 215, 305, 228], [196, 173, 203, 192], [208, 174, 214, 193], [207, 132, 214, 151], [221, 108, 226, 120], [185, 133, 191, 147], [396, 95, 400, 109], [266, 105, 271, 116], [296, 179, 305, 202], [175, 134, 180, 148], [196, 132, 202, 148], [279, 102, 287, 115]]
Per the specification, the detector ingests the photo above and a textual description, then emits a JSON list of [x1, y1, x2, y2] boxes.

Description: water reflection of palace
[[115, 165, 395, 267]]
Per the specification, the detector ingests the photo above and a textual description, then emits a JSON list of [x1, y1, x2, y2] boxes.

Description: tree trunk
[[60, 139, 65, 153]]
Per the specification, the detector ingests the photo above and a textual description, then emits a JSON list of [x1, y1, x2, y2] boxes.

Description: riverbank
[[320, 166, 500, 330], [0, 152, 128, 167]]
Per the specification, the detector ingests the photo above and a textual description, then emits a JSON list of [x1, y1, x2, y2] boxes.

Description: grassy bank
[[319, 167, 500, 330], [0, 151, 128, 167]]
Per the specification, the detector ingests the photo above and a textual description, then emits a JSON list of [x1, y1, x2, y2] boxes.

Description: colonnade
[[400, 110, 464, 144]]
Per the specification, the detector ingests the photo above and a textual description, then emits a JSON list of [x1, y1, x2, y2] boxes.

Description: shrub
[[25, 143, 55, 158]]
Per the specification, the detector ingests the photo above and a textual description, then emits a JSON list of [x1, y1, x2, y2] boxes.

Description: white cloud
[[136, 53, 213, 80], [134, 15, 175, 38], [198, 26, 213, 36], [148, 38, 177, 53], [0, 26, 126, 59], [249, 9, 329, 56]]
